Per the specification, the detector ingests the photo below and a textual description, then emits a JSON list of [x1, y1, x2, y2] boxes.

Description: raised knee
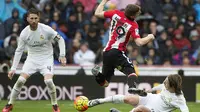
[[124, 95, 139, 106], [124, 96, 130, 103]]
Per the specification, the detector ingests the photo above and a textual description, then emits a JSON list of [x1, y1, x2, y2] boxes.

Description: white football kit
[[11, 23, 65, 75], [132, 84, 189, 112]]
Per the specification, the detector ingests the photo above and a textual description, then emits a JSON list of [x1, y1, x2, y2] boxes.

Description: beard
[[30, 23, 38, 30]]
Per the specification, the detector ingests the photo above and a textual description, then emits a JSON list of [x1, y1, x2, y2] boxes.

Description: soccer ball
[[74, 96, 89, 111]]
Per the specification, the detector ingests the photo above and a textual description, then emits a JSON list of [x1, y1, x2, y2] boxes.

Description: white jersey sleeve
[[173, 95, 189, 112], [151, 84, 164, 92], [44, 25, 66, 57], [44, 25, 58, 40], [56, 34, 66, 57], [11, 30, 26, 70]]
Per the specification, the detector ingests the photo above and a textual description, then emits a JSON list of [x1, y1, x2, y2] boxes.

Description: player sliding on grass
[[88, 74, 189, 112], [2, 8, 66, 112], [92, 0, 155, 96]]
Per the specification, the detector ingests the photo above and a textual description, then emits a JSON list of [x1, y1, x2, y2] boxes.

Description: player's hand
[[8, 70, 15, 80], [59, 56, 66, 66], [148, 34, 155, 40]]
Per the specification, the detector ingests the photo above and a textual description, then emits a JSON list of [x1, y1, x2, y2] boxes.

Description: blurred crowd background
[[1, 0, 200, 72]]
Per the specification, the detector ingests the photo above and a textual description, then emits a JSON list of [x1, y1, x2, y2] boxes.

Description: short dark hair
[[125, 4, 140, 20], [168, 74, 182, 95], [27, 8, 40, 16]]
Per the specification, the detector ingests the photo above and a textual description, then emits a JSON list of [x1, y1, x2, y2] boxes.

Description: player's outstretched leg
[[88, 95, 125, 108], [91, 65, 109, 87], [44, 78, 60, 112], [2, 76, 27, 112], [88, 99, 101, 107]]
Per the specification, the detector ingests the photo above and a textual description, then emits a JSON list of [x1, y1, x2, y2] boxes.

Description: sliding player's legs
[[108, 96, 150, 112], [130, 93, 159, 112], [88, 94, 152, 112], [88, 94, 139, 108]]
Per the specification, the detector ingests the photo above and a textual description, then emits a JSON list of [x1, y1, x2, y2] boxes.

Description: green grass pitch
[[0, 100, 199, 112]]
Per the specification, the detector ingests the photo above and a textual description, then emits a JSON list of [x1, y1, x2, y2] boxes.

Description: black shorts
[[102, 49, 136, 82]]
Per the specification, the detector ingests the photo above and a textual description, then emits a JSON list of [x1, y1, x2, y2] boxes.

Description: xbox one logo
[[0, 84, 4, 100]]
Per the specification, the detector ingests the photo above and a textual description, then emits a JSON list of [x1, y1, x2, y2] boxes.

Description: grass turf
[[0, 100, 199, 112]]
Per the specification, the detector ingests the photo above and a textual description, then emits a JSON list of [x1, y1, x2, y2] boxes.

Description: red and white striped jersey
[[103, 10, 140, 52]]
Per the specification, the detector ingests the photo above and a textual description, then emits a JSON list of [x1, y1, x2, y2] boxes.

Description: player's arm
[[54, 34, 66, 66], [47, 24, 67, 66], [9, 34, 26, 79], [176, 97, 189, 112], [147, 84, 164, 93], [134, 34, 155, 46], [179, 104, 189, 112], [94, 0, 109, 18]]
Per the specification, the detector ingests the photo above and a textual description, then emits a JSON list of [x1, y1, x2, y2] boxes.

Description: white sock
[[8, 76, 26, 104], [99, 95, 125, 104], [44, 79, 57, 105]]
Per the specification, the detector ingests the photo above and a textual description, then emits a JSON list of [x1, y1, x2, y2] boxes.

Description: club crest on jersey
[[135, 29, 139, 36], [40, 35, 44, 40]]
